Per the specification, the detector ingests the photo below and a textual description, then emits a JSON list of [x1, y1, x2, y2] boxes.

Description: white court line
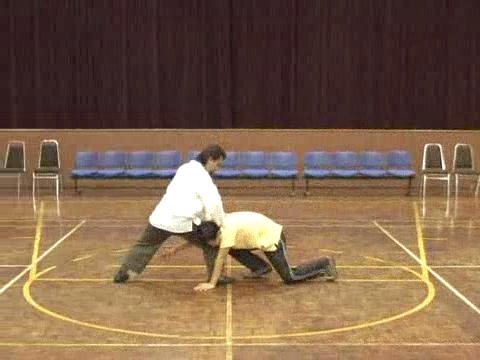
[[72, 254, 94, 262], [373, 221, 480, 316], [0, 220, 86, 296], [0, 265, 29, 268]]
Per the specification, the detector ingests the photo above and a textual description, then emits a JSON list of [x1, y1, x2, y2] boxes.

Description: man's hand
[[194, 282, 216, 292]]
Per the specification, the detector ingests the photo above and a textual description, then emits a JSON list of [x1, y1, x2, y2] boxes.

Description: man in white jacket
[[114, 145, 272, 284]]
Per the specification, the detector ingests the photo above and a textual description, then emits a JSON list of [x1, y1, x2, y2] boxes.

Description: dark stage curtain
[[1, 0, 480, 129]]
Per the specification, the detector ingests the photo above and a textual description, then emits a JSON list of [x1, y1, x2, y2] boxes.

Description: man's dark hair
[[196, 144, 227, 165], [196, 222, 220, 243]]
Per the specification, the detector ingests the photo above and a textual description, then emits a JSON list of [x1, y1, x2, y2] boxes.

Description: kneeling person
[[194, 211, 337, 292]]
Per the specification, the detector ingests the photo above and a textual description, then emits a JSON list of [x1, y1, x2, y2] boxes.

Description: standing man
[[193, 211, 337, 292], [114, 145, 272, 284]]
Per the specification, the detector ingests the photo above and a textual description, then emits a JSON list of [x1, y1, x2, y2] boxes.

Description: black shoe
[[324, 257, 337, 281], [217, 275, 235, 285], [113, 269, 129, 283], [243, 266, 273, 279]]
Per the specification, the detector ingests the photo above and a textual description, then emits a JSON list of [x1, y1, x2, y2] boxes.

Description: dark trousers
[[264, 232, 329, 284], [119, 223, 269, 279]]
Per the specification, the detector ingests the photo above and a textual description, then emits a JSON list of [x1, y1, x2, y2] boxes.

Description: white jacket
[[149, 160, 225, 233]]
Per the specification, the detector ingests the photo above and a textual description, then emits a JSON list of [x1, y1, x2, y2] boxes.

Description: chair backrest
[[304, 151, 332, 168], [128, 151, 154, 169], [187, 151, 200, 162], [223, 152, 239, 168], [332, 151, 358, 168], [38, 140, 60, 168], [75, 152, 98, 169], [241, 151, 266, 168], [100, 151, 127, 168], [358, 151, 386, 169], [157, 151, 181, 169], [422, 143, 446, 170], [386, 150, 413, 169], [453, 143, 474, 170], [4, 141, 26, 170], [270, 151, 297, 170]]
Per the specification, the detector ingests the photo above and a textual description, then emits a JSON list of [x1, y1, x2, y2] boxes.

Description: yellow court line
[[0, 220, 86, 296], [374, 220, 480, 316], [9, 236, 35, 240], [36, 266, 57, 278], [36, 278, 422, 283], [413, 204, 430, 281], [105, 264, 480, 269], [0, 342, 479, 347], [23, 267, 223, 340], [29, 202, 45, 280], [24, 264, 435, 340]]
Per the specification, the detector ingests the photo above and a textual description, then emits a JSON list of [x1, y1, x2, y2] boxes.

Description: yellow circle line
[[23, 263, 435, 340]]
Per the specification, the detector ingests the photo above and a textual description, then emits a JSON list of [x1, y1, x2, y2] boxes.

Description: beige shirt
[[219, 212, 283, 252], [149, 160, 225, 233]]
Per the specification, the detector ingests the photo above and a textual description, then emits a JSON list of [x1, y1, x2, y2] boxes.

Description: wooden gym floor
[[0, 194, 479, 359]]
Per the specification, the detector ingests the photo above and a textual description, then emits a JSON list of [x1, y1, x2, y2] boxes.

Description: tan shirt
[[219, 212, 283, 252]]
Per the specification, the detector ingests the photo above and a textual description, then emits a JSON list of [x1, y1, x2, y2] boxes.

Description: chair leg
[[422, 175, 427, 199], [447, 174, 451, 199], [55, 177, 59, 201], [17, 174, 20, 199], [32, 175, 36, 199], [406, 177, 412, 196], [455, 174, 459, 198], [475, 176, 480, 197], [304, 178, 310, 196], [290, 179, 296, 196]]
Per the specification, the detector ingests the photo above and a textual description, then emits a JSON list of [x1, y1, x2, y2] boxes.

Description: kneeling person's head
[[197, 222, 220, 246]]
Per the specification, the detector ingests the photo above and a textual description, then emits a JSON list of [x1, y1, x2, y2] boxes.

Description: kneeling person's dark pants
[[264, 232, 329, 284], [119, 223, 269, 279]]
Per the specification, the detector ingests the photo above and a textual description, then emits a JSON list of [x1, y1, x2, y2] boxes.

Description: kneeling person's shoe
[[324, 257, 337, 281], [113, 269, 139, 284], [243, 265, 273, 279], [113, 269, 129, 283]]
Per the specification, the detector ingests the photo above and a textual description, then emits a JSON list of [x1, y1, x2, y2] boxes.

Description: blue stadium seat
[[303, 152, 333, 178], [240, 151, 269, 178], [71, 152, 99, 178], [152, 151, 181, 178], [97, 151, 127, 178], [358, 151, 387, 177], [270, 152, 298, 179], [187, 151, 200, 162], [331, 151, 359, 177], [386, 150, 416, 177], [214, 151, 241, 179], [125, 151, 155, 178]]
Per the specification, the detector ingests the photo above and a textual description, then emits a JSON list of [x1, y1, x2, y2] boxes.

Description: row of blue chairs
[[71, 151, 301, 192], [71, 150, 415, 194], [71, 151, 299, 178], [303, 150, 415, 195]]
